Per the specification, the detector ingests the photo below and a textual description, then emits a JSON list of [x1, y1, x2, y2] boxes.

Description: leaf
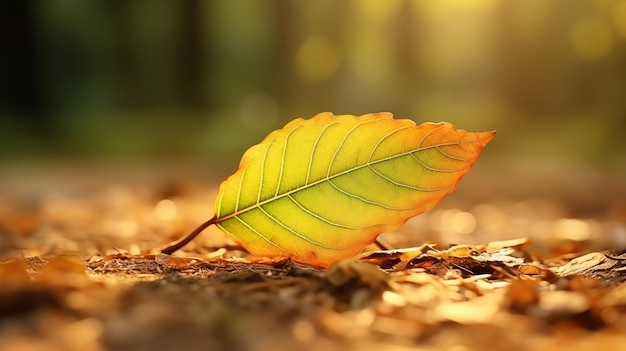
[[551, 252, 626, 284], [360, 240, 531, 273], [163, 112, 495, 267], [210, 112, 495, 267]]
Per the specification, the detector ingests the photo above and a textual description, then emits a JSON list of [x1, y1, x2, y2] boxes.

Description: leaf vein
[[409, 152, 467, 173], [367, 163, 454, 192], [257, 135, 275, 204], [306, 122, 337, 185], [219, 217, 295, 256], [287, 194, 361, 230], [435, 129, 470, 162], [257, 205, 346, 250], [367, 125, 413, 162], [275, 125, 301, 197], [234, 167, 247, 213], [326, 119, 380, 177], [327, 179, 413, 211]]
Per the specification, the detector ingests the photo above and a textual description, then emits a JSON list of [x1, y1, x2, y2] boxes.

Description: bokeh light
[[296, 36, 342, 82], [1, 0, 624, 174], [155, 199, 177, 221], [570, 17, 614, 60]]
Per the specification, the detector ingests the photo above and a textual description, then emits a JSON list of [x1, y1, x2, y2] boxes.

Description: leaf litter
[[1, 168, 626, 351]]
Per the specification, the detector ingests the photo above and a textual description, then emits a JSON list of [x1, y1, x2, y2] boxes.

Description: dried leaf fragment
[[552, 251, 626, 284]]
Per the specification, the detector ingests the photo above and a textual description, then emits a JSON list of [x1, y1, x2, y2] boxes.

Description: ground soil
[[1, 164, 625, 351]]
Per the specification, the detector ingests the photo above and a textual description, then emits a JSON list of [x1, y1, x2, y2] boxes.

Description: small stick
[[161, 217, 217, 255]]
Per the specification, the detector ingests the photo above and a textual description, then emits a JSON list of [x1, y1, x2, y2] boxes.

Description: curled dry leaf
[[359, 239, 536, 276], [552, 251, 626, 284]]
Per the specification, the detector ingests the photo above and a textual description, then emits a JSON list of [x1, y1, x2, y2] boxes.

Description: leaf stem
[[161, 217, 217, 255]]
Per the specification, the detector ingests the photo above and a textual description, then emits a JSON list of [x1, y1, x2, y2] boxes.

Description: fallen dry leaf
[[552, 251, 626, 284]]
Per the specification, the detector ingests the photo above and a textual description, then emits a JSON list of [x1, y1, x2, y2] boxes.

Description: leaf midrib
[[216, 139, 465, 223]]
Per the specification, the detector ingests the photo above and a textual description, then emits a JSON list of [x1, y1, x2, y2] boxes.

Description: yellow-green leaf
[[212, 112, 495, 267]]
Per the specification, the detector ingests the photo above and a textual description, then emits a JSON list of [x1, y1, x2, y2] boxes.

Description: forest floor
[[1, 162, 625, 351]]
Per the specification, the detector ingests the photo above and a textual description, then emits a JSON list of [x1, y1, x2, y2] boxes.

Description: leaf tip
[[479, 130, 497, 146]]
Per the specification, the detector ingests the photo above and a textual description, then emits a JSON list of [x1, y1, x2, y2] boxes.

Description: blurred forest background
[[1, 0, 625, 198]]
